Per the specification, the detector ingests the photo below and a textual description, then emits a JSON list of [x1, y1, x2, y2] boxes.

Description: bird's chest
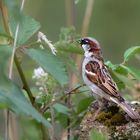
[[82, 57, 101, 93]]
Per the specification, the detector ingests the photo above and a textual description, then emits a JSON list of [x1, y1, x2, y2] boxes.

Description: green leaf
[[105, 61, 128, 75], [109, 71, 125, 90], [56, 113, 68, 128], [105, 61, 127, 90], [89, 129, 108, 140], [124, 46, 140, 62], [114, 72, 134, 88], [10, 14, 40, 45], [0, 46, 51, 128], [115, 65, 128, 76], [55, 41, 83, 54], [77, 97, 94, 114], [53, 103, 69, 115], [26, 48, 68, 86], [121, 65, 140, 81], [0, 82, 51, 128], [105, 61, 118, 70]]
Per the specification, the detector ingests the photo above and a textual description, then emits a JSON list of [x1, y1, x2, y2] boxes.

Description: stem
[[9, 0, 25, 79], [0, 2, 11, 140], [74, 0, 95, 86], [81, 0, 94, 36], [4, 110, 9, 140], [0, 1, 34, 106], [65, 1, 76, 139], [40, 124, 48, 140], [0, 1, 34, 140], [14, 54, 35, 105], [0, 1, 10, 34], [41, 84, 86, 113], [3, 0, 35, 107], [65, 0, 77, 88], [66, 96, 71, 140], [65, 0, 76, 26], [49, 107, 56, 140], [61, 119, 78, 139]]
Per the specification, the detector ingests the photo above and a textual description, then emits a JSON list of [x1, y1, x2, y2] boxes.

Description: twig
[[49, 107, 56, 140], [65, 84, 86, 95], [41, 84, 86, 113], [65, 84, 86, 139]]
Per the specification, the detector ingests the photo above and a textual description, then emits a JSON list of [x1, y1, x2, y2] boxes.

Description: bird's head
[[78, 37, 102, 57]]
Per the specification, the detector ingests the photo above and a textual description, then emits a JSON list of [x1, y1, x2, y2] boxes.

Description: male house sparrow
[[78, 37, 140, 120]]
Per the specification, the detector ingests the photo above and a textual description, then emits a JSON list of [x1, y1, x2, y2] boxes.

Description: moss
[[110, 113, 127, 125], [79, 102, 140, 139], [96, 111, 128, 126], [97, 112, 112, 121], [96, 111, 112, 126]]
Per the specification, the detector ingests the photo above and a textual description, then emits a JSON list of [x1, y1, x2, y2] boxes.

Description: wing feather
[[85, 61, 123, 100]]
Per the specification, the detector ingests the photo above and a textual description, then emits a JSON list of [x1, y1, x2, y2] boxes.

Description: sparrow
[[78, 37, 140, 120]]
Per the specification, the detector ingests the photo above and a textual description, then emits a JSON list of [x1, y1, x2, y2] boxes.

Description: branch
[[41, 84, 86, 113]]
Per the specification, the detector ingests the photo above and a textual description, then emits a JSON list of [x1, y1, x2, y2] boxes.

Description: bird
[[78, 37, 140, 120]]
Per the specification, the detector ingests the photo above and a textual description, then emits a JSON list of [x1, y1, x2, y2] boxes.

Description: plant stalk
[[81, 0, 94, 36], [14, 54, 35, 105], [0, 1, 10, 34], [74, 0, 95, 85], [0, 2, 11, 140], [0, 1, 35, 140], [9, 0, 25, 79]]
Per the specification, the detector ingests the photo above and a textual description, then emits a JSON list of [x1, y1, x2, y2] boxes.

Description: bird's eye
[[81, 39, 89, 44]]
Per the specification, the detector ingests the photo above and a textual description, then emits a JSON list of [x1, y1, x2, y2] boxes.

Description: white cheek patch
[[82, 44, 90, 52], [82, 44, 93, 57]]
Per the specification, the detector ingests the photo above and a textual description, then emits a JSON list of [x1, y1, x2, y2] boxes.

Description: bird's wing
[[85, 60, 123, 101]]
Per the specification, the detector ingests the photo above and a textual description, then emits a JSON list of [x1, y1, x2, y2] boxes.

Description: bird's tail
[[110, 97, 140, 120], [119, 101, 140, 120]]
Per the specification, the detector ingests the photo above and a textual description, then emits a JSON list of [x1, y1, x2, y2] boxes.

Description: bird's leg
[[91, 98, 108, 121], [88, 100, 99, 111]]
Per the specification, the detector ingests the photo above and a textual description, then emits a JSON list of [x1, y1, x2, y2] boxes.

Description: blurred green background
[[1, 0, 140, 139], [25, 0, 140, 64]]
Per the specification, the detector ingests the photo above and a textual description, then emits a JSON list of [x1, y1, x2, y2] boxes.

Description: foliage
[[26, 48, 68, 86], [0, 0, 140, 140], [123, 46, 140, 62], [89, 129, 108, 140]]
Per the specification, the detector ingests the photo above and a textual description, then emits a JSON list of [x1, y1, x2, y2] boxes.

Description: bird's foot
[[88, 100, 99, 112]]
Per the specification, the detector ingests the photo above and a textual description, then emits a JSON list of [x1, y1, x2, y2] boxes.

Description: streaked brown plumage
[[79, 37, 140, 120]]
